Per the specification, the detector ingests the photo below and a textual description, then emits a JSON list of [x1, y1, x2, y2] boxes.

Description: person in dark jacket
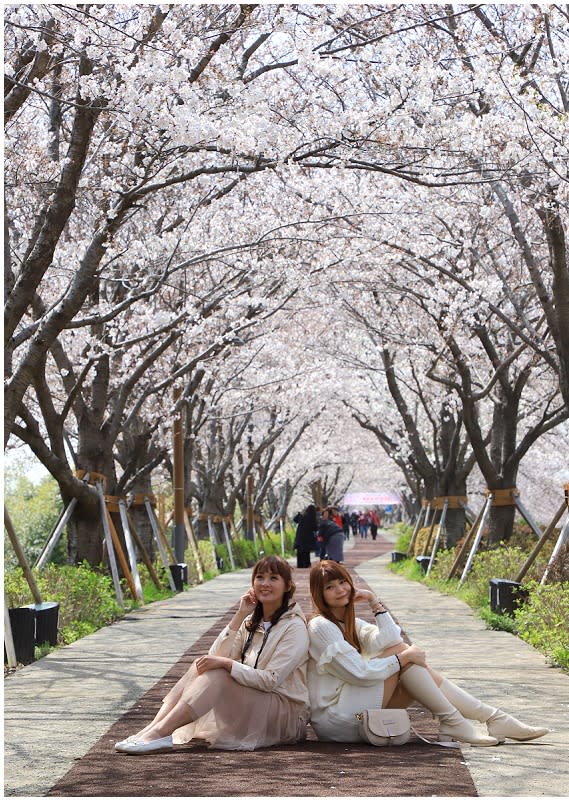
[[349, 511, 359, 538], [317, 507, 344, 563], [293, 504, 318, 568]]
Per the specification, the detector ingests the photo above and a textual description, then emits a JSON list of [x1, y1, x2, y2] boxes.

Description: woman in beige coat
[[115, 556, 310, 754]]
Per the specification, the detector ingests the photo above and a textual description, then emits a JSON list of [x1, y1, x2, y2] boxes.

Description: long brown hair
[[245, 555, 296, 632], [309, 560, 361, 652]]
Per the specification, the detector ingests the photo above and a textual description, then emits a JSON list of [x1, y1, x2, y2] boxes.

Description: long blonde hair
[[309, 560, 361, 652]]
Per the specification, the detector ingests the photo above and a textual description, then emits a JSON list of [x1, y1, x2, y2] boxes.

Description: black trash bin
[[391, 551, 407, 563], [489, 579, 529, 616], [416, 556, 431, 573], [169, 563, 188, 592], [27, 601, 60, 646], [4, 607, 36, 665]]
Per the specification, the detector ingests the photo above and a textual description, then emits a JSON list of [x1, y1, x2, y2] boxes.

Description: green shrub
[[4, 562, 124, 645], [4, 469, 65, 570], [393, 522, 413, 553], [227, 537, 259, 568], [456, 546, 540, 609], [137, 564, 175, 602], [514, 581, 569, 670], [184, 539, 220, 582], [392, 540, 569, 673], [4, 569, 33, 607], [479, 607, 517, 633]]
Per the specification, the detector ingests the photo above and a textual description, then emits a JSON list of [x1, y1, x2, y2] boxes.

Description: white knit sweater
[[307, 611, 404, 741]]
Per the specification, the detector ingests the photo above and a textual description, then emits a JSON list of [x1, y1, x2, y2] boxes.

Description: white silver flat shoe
[[117, 735, 173, 754], [114, 734, 140, 750]]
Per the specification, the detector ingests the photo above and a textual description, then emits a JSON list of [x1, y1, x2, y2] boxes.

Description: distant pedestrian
[[293, 504, 318, 568], [341, 511, 350, 540], [318, 507, 344, 563], [349, 511, 359, 538], [369, 510, 380, 540]]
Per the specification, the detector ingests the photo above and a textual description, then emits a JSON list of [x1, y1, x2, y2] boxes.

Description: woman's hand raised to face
[[228, 587, 258, 631], [353, 588, 375, 604], [353, 588, 386, 612], [238, 587, 258, 616]]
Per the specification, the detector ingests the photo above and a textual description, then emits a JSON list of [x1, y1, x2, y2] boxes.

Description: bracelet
[[395, 654, 402, 671], [374, 609, 388, 616]]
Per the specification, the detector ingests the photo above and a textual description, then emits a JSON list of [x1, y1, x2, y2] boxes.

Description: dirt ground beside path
[[48, 536, 477, 797]]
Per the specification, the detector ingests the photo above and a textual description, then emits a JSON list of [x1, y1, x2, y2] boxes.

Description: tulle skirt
[[164, 663, 308, 751]]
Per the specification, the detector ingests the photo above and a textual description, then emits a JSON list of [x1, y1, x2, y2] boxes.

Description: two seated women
[[116, 556, 548, 754]]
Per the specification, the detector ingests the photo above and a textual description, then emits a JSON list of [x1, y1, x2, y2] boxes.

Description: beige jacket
[[209, 601, 310, 712]]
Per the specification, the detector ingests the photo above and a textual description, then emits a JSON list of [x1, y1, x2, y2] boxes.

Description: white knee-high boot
[[400, 665, 499, 746], [439, 679, 549, 742]]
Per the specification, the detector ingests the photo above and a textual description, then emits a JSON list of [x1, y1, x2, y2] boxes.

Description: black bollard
[[4, 607, 36, 665], [416, 556, 431, 573], [489, 579, 529, 616], [27, 601, 60, 646], [169, 563, 188, 592]]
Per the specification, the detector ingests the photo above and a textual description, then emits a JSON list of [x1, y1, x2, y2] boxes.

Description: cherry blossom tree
[[5, 3, 567, 563]]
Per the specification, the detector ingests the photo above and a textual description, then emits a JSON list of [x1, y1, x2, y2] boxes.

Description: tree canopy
[[4, 3, 568, 560]]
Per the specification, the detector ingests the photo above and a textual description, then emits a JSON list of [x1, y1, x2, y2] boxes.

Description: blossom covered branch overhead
[[4, 3, 568, 559]]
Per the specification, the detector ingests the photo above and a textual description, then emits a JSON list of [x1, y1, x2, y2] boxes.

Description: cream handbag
[[355, 708, 411, 746]]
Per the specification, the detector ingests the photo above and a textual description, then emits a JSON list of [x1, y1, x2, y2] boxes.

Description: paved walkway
[[4, 534, 568, 797]]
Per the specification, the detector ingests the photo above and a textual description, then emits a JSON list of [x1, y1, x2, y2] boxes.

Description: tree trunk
[[487, 504, 516, 547], [440, 479, 468, 547], [66, 494, 104, 565], [197, 488, 227, 543]]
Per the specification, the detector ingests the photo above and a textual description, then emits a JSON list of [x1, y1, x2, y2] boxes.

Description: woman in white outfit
[[116, 556, 310, 754], [308, 561, 549, 746]]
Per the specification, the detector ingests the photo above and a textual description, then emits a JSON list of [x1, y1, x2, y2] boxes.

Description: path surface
[[4, 534, 568, 797]]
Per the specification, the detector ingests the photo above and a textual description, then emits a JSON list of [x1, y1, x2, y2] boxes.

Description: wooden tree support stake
[[206, 516, 218, 553], [278, 517, 285, 558], [4, 590, 17, 668], [515, 499, 568, 583], [513, 495, 546, 540], [151, 510, 175, 564], [427, 498, 449, 576], [34, 473, 96, 570], [541, 515, 569, 585], [118, 500, 144, 602], [4, 506, 43, 604], [221, 518, 236, 569], [102, 495, 138, 602], [183, 510, 204, 583], [406, 503, 426, 557], [458, 494, 494, 588], [447, 499, 487, 581], [421, 506, 438, 557], [35, 498, 78, 570], [125, 509, 163, 591], [97, 484, 124, 607], [145, 497, 177, 592]]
